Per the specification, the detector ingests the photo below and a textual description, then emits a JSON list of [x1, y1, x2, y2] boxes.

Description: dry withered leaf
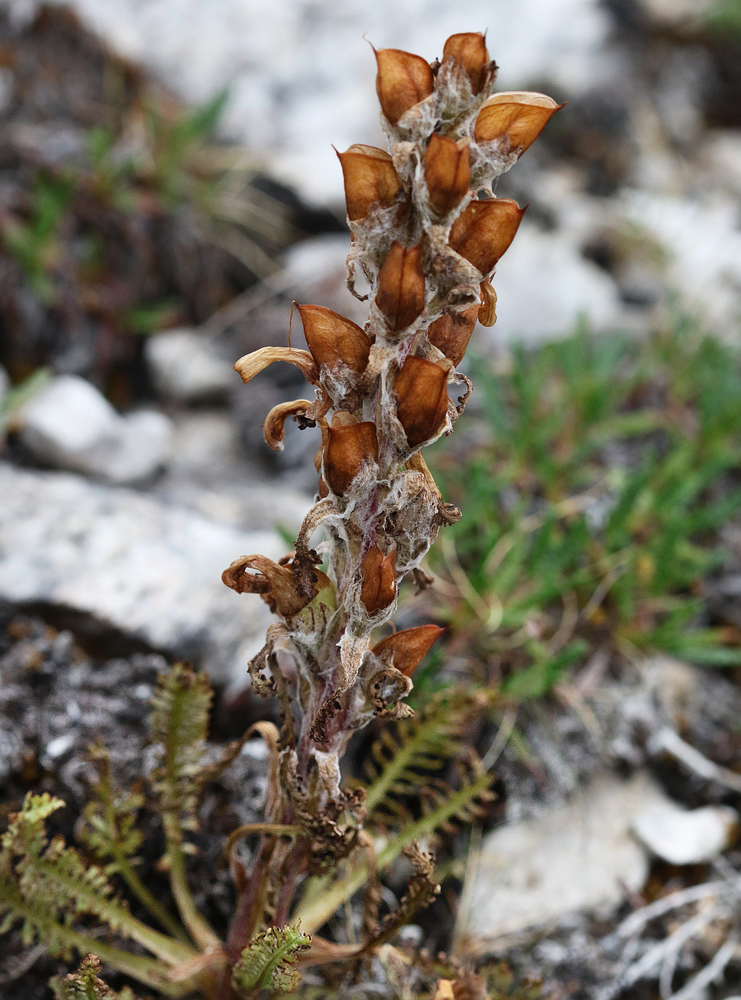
[[372, 624, 445, 676], [427, 304, 479, 366], [223, 554, 329, 619], [297, 303, 371, 374], [442, 32, 491, 95], [360, 544, 397, 614], [449, 198, 525, 275], [478, 279, 497, 326], [337, 144, 403, 221], [375, 47, 435, 125], [234, 346, 318, 386], [375, 243, 425, 334], [424, 134, 471, 218], [394, 355, 451, 447], [263, 398, 314, 451], [324, 418, 379, 496], [475, 90, 563, 152]]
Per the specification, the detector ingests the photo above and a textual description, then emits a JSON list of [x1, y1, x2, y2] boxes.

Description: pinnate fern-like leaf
[[150, 663, 212, 840], [0, 793, 125, 958], [80, 747, 144, 870], [50, 954, 139, 999], [231, 922, 311, 997]]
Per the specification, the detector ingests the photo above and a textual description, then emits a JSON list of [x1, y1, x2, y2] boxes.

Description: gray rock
[[0, 463, 282, 683], [17, 374, 173, 484], [145, 327, 235, 403], [153, 409, 312, 531], [454, 772, 661, 952]]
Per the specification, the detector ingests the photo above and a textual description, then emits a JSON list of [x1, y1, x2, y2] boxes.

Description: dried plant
[[0, 32, 558, 1000], [221, 29, 560, 943]]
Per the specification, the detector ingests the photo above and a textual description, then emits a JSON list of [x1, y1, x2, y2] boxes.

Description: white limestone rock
[[632, 800, 738, 865], [454, 772, 662, 953], [17, 374, 173, 484], [0, 463, 281, 683], [145, 328, 235, 403]]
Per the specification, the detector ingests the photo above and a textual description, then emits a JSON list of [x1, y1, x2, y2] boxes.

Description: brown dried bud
[[263, 399, 314, 451], [375, 47, 435, 125], [360, 544, 397, 615], [375, 243, 425, 333], [337, 144, 403, 221], [324, 417, 379, 496], [478, 279, 497, 326], [222, 554, 330, 620], [474, 91, 563, 153], [427, 304, 479, 366], [234, 346, 318, 386], [449, 198, 525, 276], [424, 134, 471, 219], [442, 32, 491, 95], [394, 356, 451, 447], [297, 303, 371, 374], [372, 624, 445, 677]]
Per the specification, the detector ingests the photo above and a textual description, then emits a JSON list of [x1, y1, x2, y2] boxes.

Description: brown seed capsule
[[393, 356, 451, 447], [372, 624, 445, 677], [297, 303, 371, 374], [324, 417, 379, 496], [474, 91, 563, 154], [375, 47, 435, 125], [424, 134, 471, 219], [375, 243, 425, 333], [337, 144, 403, 221], [360, 545, 397, 615], [442, 32, 491, 95], [478, 279, 498, 327], [427, 305, 479, 366], [448, 198, 525, 276]]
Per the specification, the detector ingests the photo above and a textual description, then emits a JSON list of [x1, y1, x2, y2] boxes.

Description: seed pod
[[337, 144, 403, 221], [427, 304, 479, 366], [478, 279, 498, 327], [324, 417, 379, 496], [474, 91, 563, 154], [442, 32, 490, 95], [375, 243, 425, 334], [375, 47, 435, 125], [394, 356, 451, 447], [372, 624, 445, 676], [424, 134, 471, 219], [360, 545, 397, 614], [449, 198, 525, 276], [297, 303, 371, 374]]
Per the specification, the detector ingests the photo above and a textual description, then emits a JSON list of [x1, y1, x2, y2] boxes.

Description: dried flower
[[360, 545, 397, 614], [449, 198, 525, 275], [297, 303, 371, 374], [427, 305, 479, 366], [375, 47, 435, 125], [424, 134, 471, 219], [372, 624, 445, 676], [475, 91, 563, 153], [337, 144, 403, 221], [441, 32, 491, 95], [375, 243, 425, 334], [324, 416, 379, 496], [394, 356, 451, 447]]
